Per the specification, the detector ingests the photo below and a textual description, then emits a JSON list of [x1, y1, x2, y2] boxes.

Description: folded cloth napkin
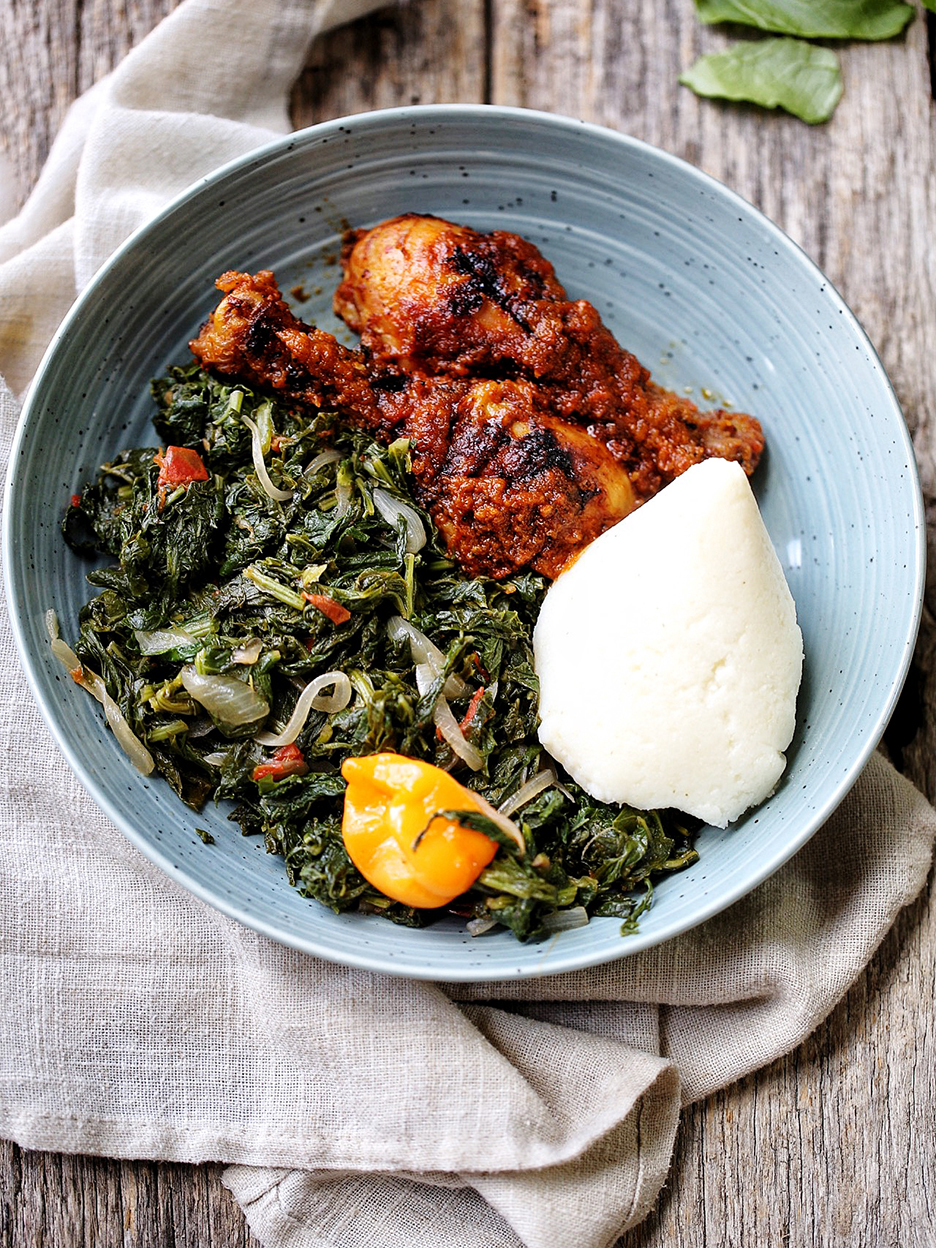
[[1, 3, 934, 1247]]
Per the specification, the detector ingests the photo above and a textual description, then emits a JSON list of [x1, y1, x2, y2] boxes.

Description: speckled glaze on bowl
[[3, 106, 924, 980]]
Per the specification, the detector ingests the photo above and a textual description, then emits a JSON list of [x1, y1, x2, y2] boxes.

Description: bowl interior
[[4, 106, 923, 980]]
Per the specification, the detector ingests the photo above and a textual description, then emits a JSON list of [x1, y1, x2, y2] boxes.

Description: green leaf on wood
[[693, 0, 914, 39], [679, 37, 844, 123]]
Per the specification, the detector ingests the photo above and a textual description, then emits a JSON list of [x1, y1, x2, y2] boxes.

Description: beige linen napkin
[[1, 4, 934, 1247]]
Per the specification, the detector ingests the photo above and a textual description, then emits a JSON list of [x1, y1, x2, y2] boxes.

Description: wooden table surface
[[2, 2, 935, 1245]]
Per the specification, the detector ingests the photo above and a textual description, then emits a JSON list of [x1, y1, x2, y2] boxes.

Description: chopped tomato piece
[[302, 592, 351, 625], [252, 742, 309, 782], [70, 493, 82, 507], [459, 686, 486, 733], [434, 686, 487, 747], [154, 446, 210, 491], [469, 651, 490, 682]]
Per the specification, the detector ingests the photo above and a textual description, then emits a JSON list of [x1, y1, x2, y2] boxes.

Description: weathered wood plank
[[623, 873, 936, 1247], [0, 1146, 260, 1248], [0, 0, 182, 211], [0, 0, 80, 205]]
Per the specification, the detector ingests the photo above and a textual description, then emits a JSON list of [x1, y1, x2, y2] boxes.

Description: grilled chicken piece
[[189, 268, 376, 416], [189, 217, 764, 579], [335, 213, 764, 503], [190, 270, 632, 579]]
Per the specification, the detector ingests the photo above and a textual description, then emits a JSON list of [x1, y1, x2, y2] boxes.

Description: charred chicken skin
[[334, 215, 764, 499], [190, 269, 633, 578], [190, 214, 764, 579]]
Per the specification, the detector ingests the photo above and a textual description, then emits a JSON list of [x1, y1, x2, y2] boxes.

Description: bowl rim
[[3, 103, 926, 980]]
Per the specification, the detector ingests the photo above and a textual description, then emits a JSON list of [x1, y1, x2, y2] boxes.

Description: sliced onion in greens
[[432, 694, 484, 772], [498, 769, 558, 818], [46, 611, 81, 672], [242, 413, 293, 502], [180, 666, 269, 727], [47, 611, 155, 775], [413, 662, 433, 699], [90, 674, 156, 776], [540, 906, 590, 933], [334, 479, 352, 518], [305, 448, 341, 477], [50, 636, 81, 672], [552, 772, 575, 801], [134, 626, 198, 655], [310, 672, 353, 714], [387, 616, 467, 698], [466, 916, 499, 937], [372, 487, 426, 554], [387, 616, 481, 775], [254, 671, 352, 747], [231, 637, 263, 665], [469, 788, 526, 854]]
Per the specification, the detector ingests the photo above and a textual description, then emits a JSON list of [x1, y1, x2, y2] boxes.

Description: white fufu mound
[[533, 458, 803, 827]]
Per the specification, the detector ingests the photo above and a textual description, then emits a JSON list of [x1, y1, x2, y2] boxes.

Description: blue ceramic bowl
[[4, 106, 923, 980]]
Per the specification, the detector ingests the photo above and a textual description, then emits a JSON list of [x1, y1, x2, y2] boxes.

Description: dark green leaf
[[424, 809, 525, 856], [679, 37, 844, 123], [693, 0, 914, 39]]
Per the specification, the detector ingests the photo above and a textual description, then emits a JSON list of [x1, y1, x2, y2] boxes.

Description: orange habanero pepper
[[340, 753, 498, 909]]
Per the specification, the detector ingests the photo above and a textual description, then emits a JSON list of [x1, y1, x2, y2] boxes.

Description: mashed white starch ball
[[534, 458, 803, 828]]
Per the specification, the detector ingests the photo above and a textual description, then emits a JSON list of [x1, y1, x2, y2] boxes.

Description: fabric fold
[[223, 1052, 680, 1248]]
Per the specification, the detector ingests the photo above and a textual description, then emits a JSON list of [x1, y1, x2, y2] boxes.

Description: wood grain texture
[[0, 1147, 260, 1248], [290, 0, 486, 126], [0, 0, 182, 209], [1, 1, 934, 1245]]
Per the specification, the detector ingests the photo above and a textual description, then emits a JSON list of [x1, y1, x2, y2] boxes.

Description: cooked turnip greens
[[62, 365, 697, 941]]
